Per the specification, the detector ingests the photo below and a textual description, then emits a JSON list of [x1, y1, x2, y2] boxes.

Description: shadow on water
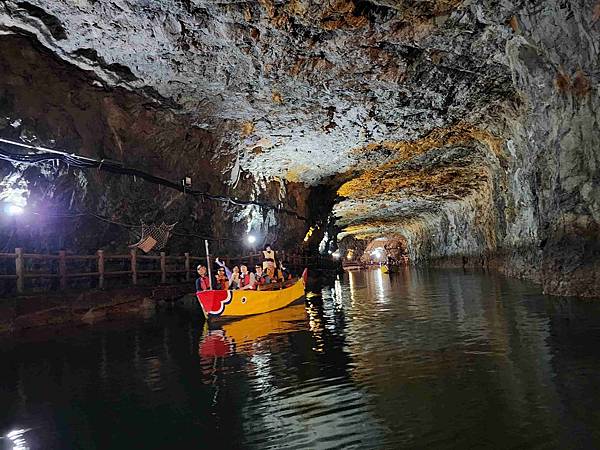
[[2, 268, 600, 449]]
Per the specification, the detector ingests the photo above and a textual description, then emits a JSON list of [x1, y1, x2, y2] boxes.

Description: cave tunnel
[[1, 1, 600, 448], [0, 2, 598, 297]]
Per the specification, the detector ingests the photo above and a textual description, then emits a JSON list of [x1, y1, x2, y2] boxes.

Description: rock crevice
[[0, 0, 598, 296]]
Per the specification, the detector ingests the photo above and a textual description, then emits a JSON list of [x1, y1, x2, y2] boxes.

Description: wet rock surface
[[0, 1, 599, 296]]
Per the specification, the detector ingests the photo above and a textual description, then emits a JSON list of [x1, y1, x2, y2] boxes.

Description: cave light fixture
[[5, 428, 29, 450], [1, 175, 29, 213], [303, 226, 316, 242], [4, 203, 24, 216], [247, 234, 257, 245], [370, 248, 384, 260]]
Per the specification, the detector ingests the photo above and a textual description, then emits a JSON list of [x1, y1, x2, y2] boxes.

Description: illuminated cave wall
[[0, 35, 308, 256]]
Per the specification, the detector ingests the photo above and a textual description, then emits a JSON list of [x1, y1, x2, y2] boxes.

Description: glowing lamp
[[5, 204, 24, 216], [247, 235, 257, 244]]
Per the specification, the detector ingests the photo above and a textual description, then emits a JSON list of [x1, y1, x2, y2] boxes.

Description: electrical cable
[[0, 137, 307, 221]]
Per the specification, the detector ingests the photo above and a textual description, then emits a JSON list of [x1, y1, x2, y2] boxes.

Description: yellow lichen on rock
[[339, 124, 502, 199], [241, 121, 255, 137], [272, 91, 284, 104]]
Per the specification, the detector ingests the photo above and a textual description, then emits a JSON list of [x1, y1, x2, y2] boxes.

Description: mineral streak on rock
[[0, 1, 599, 296]]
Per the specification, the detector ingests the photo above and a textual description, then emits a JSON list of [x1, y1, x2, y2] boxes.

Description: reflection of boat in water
[[196, 269, 307, 321], [198, 304, 308, 358], [381, 264, 398, 274], [222, 303, 307, 344]]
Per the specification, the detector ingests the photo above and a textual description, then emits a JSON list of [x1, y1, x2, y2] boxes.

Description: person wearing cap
[[195, 265, 211, 292]]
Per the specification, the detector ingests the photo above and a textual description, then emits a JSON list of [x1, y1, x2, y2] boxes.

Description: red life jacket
[[198, 275, 210, 291], [239, 272, 254, 289]]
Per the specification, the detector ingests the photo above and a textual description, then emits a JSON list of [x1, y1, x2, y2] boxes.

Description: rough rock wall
[[337, 1, 599, 297], [0, 1, 598, 296], [0, 35, 309, 256], [498, 1, 600, 296]]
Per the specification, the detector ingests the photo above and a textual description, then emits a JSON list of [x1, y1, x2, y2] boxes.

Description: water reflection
[[2, 269, 600, 448]]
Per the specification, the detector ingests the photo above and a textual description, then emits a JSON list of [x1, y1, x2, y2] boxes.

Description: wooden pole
[[59, 250, 67, 290], [160, 251, 166, 283], [184, 252, 190, 281], [205, 240, 213, 290], [97, 250, 105, 289], [130, 248, 137, 285], [15, 247, 24, 294]]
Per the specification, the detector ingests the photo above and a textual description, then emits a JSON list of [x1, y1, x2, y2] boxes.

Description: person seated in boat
[[262, 244, 276, 270], [278, 260, 292, 280], [278, 261, 295, 287], [228, 265, 240, 290], [264, 258, 279, 283], [215, 267, 230, 290], [195, 265, 211, 292], [254, 265, 267, 289], [262, 260, 286, 290], [215, 257, 232, 278], [239, 265, 256, 290]]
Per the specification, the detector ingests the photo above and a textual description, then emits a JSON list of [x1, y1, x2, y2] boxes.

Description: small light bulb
[[5, 204, 24, 216]]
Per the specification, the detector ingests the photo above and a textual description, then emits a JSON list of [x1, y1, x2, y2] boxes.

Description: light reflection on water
[[2, 268, 600, 449]]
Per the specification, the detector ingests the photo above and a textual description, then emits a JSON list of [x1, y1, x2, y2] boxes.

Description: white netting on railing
[[129, 222, 177, 253]]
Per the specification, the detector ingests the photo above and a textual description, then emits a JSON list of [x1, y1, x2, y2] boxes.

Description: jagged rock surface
[[0, 0, 599, 296]]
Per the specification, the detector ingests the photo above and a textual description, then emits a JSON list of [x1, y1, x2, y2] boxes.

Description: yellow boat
[[198, 304, 308, 363], [196, 269, 307, 321]]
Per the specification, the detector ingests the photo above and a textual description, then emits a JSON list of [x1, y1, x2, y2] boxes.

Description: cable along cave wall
[[0, 1, 598, 296]]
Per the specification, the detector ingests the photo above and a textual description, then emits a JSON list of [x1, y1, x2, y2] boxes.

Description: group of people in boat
[[195, 244, 294, 292]]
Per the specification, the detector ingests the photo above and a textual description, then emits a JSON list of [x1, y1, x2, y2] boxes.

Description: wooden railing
[[0, 248, 339, 295]]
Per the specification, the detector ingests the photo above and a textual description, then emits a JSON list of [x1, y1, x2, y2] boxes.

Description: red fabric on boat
[[199, 331, 230, 357], [196, 290, 232, 315]]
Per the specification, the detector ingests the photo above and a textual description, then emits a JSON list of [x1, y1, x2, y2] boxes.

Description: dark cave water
[[2, 268, 600, 449]]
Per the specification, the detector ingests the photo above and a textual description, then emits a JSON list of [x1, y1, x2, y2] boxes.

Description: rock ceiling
[[1, 0, 523, 242]]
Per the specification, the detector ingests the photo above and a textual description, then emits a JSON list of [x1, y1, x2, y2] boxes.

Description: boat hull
[[196, 273, 306, 320]]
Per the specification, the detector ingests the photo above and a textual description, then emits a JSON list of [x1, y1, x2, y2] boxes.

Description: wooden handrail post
[[15, 247, 24, 294], [184, 252, 190, 281], [130, 248, 138, 285], [160, 252, 166, 283], [97, 250, 105, 289], [59, 250, 67, 290]]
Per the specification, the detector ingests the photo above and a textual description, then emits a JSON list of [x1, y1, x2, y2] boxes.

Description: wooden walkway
[[0, 248, 338, 296]]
